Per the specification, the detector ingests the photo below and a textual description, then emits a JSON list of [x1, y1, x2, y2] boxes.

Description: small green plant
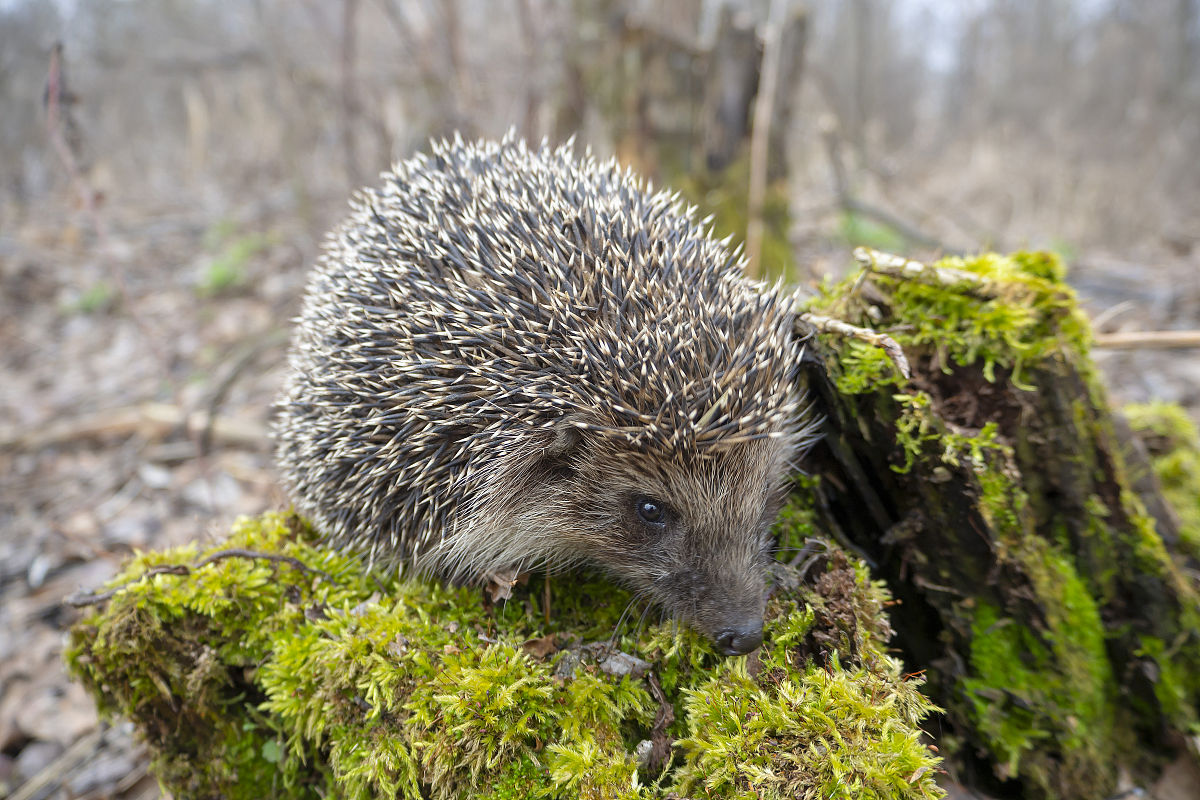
[[836, 210, 908, 254], [66, 282, 118, 314], [197, 232, 268, 296]]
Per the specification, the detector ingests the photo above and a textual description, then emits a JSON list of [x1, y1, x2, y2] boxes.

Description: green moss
[[973, 450, 1024, 543], [1133, 632, 1200, 727], [67, 512, 942, 800], [546, 743, 642, 800], [675, 654, 938, 800], [475, 756, 549, 800], [408, 645, 556, 794], [807, 253, 1084, 481], [808, 250, 1090, 390], [772, 474, 821, 562], [831, 339, 903, 396], [962, 548, 1115, 791], [888, 252, 1089, 385], [1124, 401, 1200, 561], [672, 556, 938, 800]]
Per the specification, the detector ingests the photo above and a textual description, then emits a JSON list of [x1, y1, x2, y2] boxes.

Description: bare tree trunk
[[515, 0, 542, 141], [702, 7, 759, 173], [340, 0, 361, 185], [745, 0, 788, 279]]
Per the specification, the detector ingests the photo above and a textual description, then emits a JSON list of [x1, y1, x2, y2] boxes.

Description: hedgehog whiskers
[[632, 597, 657, 641], [609, 588, 652, 650]]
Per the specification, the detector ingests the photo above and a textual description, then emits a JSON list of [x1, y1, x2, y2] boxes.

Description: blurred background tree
[[4, 0, 1198, 275]]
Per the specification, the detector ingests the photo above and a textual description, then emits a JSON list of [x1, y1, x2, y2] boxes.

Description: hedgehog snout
[[715, 620, 764, 656], [701, 591, 767, 656], [685, 601, 766, 657], [652, 560, 767, 657]]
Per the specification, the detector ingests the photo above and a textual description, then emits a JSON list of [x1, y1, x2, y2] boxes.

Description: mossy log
[[65, 250, 1199, 799], [796, 250, 1200, 798], [66, 515, 941, 800]]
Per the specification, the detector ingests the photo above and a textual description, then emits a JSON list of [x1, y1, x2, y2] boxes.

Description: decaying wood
[[854, 246, 992, 291]]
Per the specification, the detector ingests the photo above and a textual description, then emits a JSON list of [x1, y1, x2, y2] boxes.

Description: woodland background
[[1, 1, 1199, 797]]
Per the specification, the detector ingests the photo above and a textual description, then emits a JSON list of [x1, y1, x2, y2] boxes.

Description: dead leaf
[[521, 633, 559, 659]]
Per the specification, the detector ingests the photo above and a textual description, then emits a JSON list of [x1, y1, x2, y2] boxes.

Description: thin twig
[[798, 311, 911, 380], [642, 670, 676, 773], [65, 549, 333, 608]]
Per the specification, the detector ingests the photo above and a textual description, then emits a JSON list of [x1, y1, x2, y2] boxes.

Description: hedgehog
[[275, 135, 818, 656]]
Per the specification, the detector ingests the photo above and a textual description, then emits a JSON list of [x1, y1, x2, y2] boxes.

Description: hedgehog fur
[[275, 135, 817, 655]]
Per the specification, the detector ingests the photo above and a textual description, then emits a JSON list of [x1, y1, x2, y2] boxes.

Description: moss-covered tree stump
[[797, 249, 1200, 798], [66, 250, 1200, 799]]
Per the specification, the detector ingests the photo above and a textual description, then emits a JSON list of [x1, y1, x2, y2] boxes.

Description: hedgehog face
[[553, 434, 794, 656]]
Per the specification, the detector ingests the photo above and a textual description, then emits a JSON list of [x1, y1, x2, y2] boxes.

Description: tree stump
[[797, 249, 1200, 798]]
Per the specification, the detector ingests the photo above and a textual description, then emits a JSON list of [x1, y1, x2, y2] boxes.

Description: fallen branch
[[1093, 330, 1200, 350], [0, 402, 268, 452], [854, 247, 990, 292]]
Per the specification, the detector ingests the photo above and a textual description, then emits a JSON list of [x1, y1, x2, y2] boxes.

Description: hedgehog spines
[[276, 135, 815, 584]]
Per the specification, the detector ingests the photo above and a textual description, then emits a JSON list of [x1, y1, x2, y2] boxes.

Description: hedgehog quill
[[275, 135, 819, 656]]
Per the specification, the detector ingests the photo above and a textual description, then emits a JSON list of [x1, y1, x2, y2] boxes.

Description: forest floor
[[1, 193, 1198, 799]]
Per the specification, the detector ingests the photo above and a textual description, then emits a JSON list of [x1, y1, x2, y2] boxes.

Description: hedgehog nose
[[715, 623, 763, 656]]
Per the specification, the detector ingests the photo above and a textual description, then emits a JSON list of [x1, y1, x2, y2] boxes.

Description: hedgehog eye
[[635, 496, 668, 527]]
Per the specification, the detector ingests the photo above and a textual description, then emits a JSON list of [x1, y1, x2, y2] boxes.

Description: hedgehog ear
[[539, 416, 586, 481], [545, 415, 586, 458]]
